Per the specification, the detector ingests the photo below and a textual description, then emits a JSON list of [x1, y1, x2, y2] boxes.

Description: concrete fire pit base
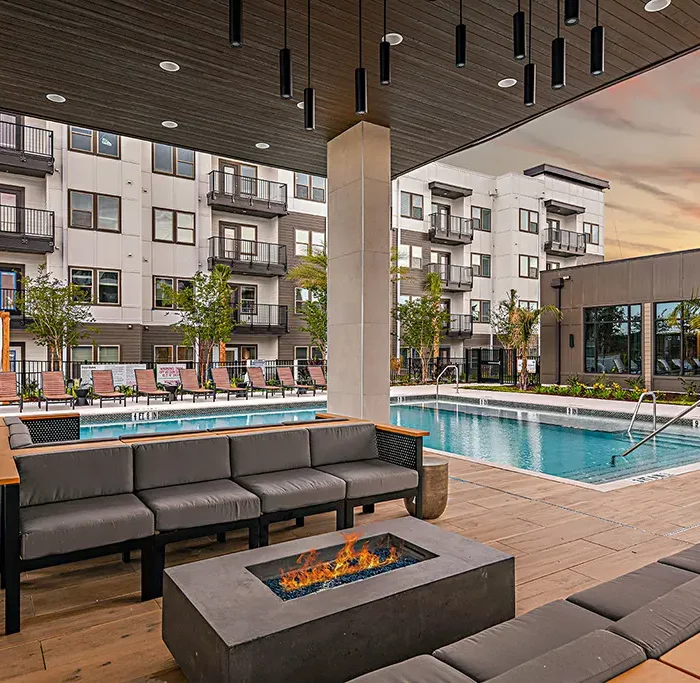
[[162, 517, 514, 683]]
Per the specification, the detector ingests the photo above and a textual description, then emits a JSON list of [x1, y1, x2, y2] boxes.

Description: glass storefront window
[[584, 304, 641, 374]]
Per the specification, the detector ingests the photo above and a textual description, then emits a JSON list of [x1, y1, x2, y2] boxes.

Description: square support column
[[327, 122, 391, 422]]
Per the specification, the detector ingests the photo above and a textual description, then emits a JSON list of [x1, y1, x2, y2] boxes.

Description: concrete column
[[327, 122, 391, 423]]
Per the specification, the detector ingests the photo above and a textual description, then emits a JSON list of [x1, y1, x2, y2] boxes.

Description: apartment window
[[583, 222, 600, 245], [68, 127, 120, 158], [70, 268, 120, 305], [294, 173, 326, 202], [154, 277, 192, 308], [519, 208, 539, 234], [295, 229, 325, 256], [154, 345, 174, 363], [546, 218, 561, 232], [98, 346, 120, 363], [397, 245, 422, 269], [471, 253, 491, 277], [70, 345, 120, 363], [471, 300, 491, 323], [520, 300, 538, 311], [400, 192, 424, 220], [153, 208, 195, 245], [295, 287, 319, 314], [68, 190, 120, 232], [471, 206, 491, 232], [71, 346, 93, 364], [519, 255, 539, 279], [152, 143, 195, 178], [176, 346, 194, 362], [654, 302, 700, 377], [585, 305, 642, 374], [546, 262, 561, 270]]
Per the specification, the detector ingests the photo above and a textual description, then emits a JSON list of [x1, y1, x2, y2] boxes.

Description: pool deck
[[2, 387, 700, 680]]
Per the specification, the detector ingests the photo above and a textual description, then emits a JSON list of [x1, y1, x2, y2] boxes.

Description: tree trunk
[[519, 346, 529, 391], [420, 350, 429, 384]]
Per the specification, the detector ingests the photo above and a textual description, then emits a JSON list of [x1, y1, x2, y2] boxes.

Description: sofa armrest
[[375, 425, 424, 473]]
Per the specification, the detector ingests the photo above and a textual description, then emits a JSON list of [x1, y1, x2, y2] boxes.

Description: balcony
[[428, 213, 473, 246], [207, 171, 288, 218], [0, 206, 55, 254], [444, 314, 473, 338], [0, 289, 29, 329], [544, 227, 586, 257], [233, 304, 289, 335], [0, 122, 54, 176], [208, 237, 287, 277], [425, 262, 473, 292]]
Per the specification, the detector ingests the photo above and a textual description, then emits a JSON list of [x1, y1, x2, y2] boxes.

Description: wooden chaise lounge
[[91, 370, 127, 408], [247, 366, 285, 399], [308, 365, 328, 391], [179, 368, 216, 403], [39, 371, 75, 411], [134, 369, 172, 405], [211, 367, 248, 400], [277, 366, 316, 396], [0, 371, 22, 412]]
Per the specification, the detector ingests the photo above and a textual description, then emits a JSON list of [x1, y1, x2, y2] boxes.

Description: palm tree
[[491, 288, 519, 349], [511, 304, 562, 390]]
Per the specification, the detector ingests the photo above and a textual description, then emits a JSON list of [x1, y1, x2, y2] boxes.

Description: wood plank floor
[[3, 455, 700, 682]]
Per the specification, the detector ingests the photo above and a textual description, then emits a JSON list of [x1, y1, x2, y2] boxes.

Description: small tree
[[163, 264, 234, 384], [299, 291, 328, 362], [511, 304, 562, 390], [491, 288, 520, 349], [18, 265, 96, 369]]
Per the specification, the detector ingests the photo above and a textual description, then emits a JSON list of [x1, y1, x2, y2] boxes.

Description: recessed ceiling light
[[159, 61, 180, 72], [297, 101, 305, 109], [644, 0, 670, 10], [383, 33, 403, 46], [498, 78, 518, 88], [161, 120, 178, 128], [46, 93, 66, 103], [255, 142, 270, 149]]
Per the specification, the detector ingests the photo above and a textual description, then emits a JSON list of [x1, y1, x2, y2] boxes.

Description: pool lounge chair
[[0, 371, 22, 412], [211, 367, 248, 400], [308, 365, 328, 391], [134, 369, 172, 405], [39, 371, 75, 411], [277, 366, 315, 396], [179, 368, 216, 403], [247, 366, 285, 399], [91, 370, 127, 408]]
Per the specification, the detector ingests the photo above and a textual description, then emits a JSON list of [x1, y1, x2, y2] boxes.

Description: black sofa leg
[[343, 501, 354, 530], [141, 541, 165, 601], [216, 532, 226, 544], [4, 484, 20, 634], [248, 521, 260, 549], [362, 504, 375, 514], [0, 485, 5, 590], [259, 522, 270, 547], [122, 550, 131, 563], [295, 517, 305, 528]]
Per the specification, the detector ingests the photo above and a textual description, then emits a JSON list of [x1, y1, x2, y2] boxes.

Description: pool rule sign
[[81, 363, 146, 387]]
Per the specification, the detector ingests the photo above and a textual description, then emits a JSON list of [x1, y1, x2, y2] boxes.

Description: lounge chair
[[179, 368, 216, 403], [247, 366, 285, 399], [277, 366, 315, 396], [134, 369, 172, 405], [39, 371, 75, 411], [308, 365, 328, 391], [0, 371, 22, 412], [91, 370, 127, 408], [211, 367, 248, 400]]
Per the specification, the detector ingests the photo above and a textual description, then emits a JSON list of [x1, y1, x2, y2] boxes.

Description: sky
[[446, 49, 700, 261]]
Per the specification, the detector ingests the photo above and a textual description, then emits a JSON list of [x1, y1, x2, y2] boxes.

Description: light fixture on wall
[[456, 0, 467, 67], [379, 0, 391, 85], [355, 0, 368, 114], [513, 0, 526, 60], [229, 0, 242, 47], [304, 0, 315, 130], [590, 0, 605, 75], [524, 0, 536, 106], [564, 0, 579, 25], [551, 0, 566, 88], [280, 0, 293, 98]]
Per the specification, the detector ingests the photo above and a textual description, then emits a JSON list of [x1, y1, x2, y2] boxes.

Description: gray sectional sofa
[[348, 551, 700, 683], [1, 419, 423, 634]]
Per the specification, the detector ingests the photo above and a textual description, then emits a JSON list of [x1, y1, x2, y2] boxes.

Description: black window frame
[[400, 191, 424, 220], [471, 299, 491, 323], [654, 301, 700, 377], [519, 254, 539, 279], [68, 126, 121, 158], [294, 172, 326, 202], [583, 222, 600, 245], [519, 208, 539, 234], [584, 304, 642, 375], [69, 267, 121, 306], [470, 253, 491, 278], [471, 206, 492, 232], [152, 207, 196, 245], [152, 143, 195, 179], [68, 190, 121, 233]]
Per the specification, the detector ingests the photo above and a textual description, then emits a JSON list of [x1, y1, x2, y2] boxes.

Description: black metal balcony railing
[[233, 303, 289, 333], [444, 314, 473, 337], [208, 237, 287, 275], [0, 121, 54, 159], [425, 262, 474, 290], [543, 227, 586, 256], [208, 171, 287, 207], [429, 213, 473, 244], [0, 205, 55, 238]]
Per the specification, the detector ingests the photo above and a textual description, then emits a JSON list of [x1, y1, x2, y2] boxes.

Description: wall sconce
[[569, 334, 575, 348]]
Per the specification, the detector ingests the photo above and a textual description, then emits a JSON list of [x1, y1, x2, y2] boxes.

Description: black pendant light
[[456, 0, 467, 67], [355, 0, 368, 115], [304, 0, 315, 130], [551, 0, 566, 89], [513, 0, 526, 60], [379, 0, 391, 85], [564, 0, 580, 25], [524, 0, 536, 106], [280, 0, 293, 99], [590, 0, 605, 75], [229, 0, 242, 47]]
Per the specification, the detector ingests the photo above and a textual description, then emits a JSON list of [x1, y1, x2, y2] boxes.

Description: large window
[[584, 305, 642, 374], [583, 222, 600, 245], [68, 127, 120, 158], [294, 173, 326, 202], [400, 192, 424, 220], [519, 208, 539, 234], [295, 287, 319, 314], [153, 276, 192, 309], [68, 190, 120, 232], [152, 143, 195, 178], [397, 244, 422, 269], [153, 208, 195, 245], [655, 302, 700, 376], [69, 267, 120, 305], [71, 345, 120, 363], [519, 255, 539, 279], [471, 300, 491, 323], [471, 253, 491, 277], [471, 206, 491, 232], [295, 229, 325, 256]]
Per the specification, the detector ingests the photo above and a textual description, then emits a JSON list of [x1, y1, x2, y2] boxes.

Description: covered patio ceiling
[[0, 0, 698, 177]]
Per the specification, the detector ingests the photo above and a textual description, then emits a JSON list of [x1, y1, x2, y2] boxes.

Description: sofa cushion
[[309, 423, 378, 466], [486, 630, 646, 683], [10, 428, 33, 449], [15, 445, 134, 507], [660, 545, 700, 575], [609, 576, 700, 659], [134, 436, 230, 490], [4, 416, 22, 425], [568, 562, 698, 621], [433, 600, 612, 682], [235, 468, 346, 514], [138, 479, 261, 531], [230, 429, 311, 477], [347, 656, 476, 683], [316, 459, 418, 498], [20, 494, 154, 560]]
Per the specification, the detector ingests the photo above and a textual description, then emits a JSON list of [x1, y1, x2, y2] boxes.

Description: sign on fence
[[516, 359, 538, 373], [156, 363, 186, 386], [80, 364, 147, 387]]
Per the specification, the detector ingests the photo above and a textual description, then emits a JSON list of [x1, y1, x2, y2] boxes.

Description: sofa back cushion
[[230, 429, 311, 477], [309, 423, 378, 466], [9, 422, 33, 449], [15, 444, 134, 507], [134, 436, 230, 490]]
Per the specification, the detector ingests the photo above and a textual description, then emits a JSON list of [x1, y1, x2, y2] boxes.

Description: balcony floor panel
[[208, 258, 286, 278], [207, 195, 288, 219], [0, 151, 54, 177]]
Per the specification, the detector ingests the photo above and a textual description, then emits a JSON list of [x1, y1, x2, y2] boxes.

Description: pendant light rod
[[229, 0, 242, 47], [551, 0, 566, 88], [280, 0, 293, 99], [513, 0, 526, 60], [590, 0, 605, 75], [379, 0, 391, 85], [304, 0, 315, 130], [456, 0, 467, 67], [524, 0, 536, 106], [355, 0, 368, 114]]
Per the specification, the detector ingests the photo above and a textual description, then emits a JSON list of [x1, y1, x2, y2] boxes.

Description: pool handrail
[[436, 364, 460, 401], [626, 391, 657, 435]]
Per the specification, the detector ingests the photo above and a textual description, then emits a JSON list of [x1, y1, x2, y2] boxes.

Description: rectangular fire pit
[[162, 518, 514, 683]]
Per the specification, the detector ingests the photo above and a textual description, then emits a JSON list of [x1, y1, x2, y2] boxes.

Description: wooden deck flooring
[[2, 455, 700, 682]]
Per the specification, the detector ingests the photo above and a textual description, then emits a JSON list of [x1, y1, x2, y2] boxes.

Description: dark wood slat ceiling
[[0, 0, 697, 177]]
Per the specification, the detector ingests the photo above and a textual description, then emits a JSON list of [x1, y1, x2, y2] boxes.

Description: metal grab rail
[[436, 364, 459, 401], [613, 397, 700, 465], [627, 391, 657, 435]]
